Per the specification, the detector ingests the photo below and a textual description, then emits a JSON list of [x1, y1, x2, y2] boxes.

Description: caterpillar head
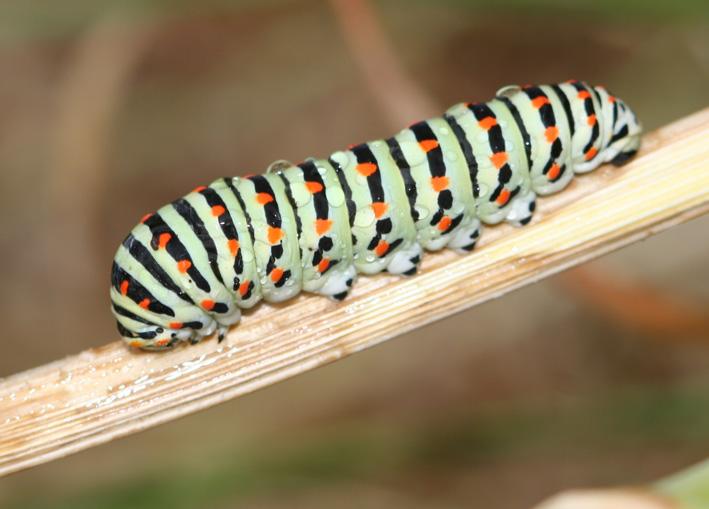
[[110, 239, 224, 350], [112, 311, 206, 350]]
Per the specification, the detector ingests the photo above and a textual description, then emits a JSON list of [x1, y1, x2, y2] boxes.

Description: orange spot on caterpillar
[[130, 341, 143, 348], [141, 213, 152, 223], [267, 226, 284, 244], [547, 164, 561, 180], [577, 90, 591, 100], [318, 258, 330, 272], [305, 181, 323, 193], [531, 96, 550, 109], [201, 299, 215, 311], [490, 152, 509, 169], [371, 202, 388, 218], [158, 232, 171, 249], [585, 147, 598, 160], [438, 216, 452, 231], [587, 114, 597, 126], [375, 241, 389, 257], [169, 322, 183, 329], [430, 176, 450, 192], [120, 280, 129, 295], [609, 96, 616, 103], [156, 339, 170, 346], [177, 260, 191, 273], [478, 116, 498, 130], [544, 126, 559, 143], [239, 280, 250, 296], [270, 268, 284, 282], [418, 139, 439, 152], [356, 162, 377, 177], [193, 186, 206, 193], [139, 299, 150, 310], [227, 239, 239, 256], [212, 205, 225, 216], [256, 193, 273, 205], [315, 219, 333, 235], [496, 189, 511, 206]]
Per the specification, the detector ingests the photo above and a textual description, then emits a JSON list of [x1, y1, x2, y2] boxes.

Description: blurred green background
[[1, 0, 708, 507]]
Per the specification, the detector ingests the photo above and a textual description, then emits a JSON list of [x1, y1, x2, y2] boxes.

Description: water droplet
[[506, 142, 514, 151], [330, 150, 350, 168], [354, 207, 375, 227], [438, 126, 450, 136], [365, 254, 375, 263], [266, 160, 292, 173], [496, 85, 520, 98], [476, 131, 488, 142], [414, 205, 429, 220], [259, 276, 267, 285], [317, 165, 327, 176], [397, 141, 427, 166], [445, 151, 458, 162], [325, 186, 345, 207], [241, 247, 254, 263], [291, 183, 312, 207], [478, 183, 490, 197], [445, 103, 468, 117]]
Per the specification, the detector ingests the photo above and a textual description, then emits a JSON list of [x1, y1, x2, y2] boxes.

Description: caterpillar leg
[[311, 264, 358, 301], [448, 218, 482, 254], [384, 243, 424, 277], [504, 190, 537, 227]]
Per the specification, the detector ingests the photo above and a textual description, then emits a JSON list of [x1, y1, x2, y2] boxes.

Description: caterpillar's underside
[[111, 81, 641, 349]]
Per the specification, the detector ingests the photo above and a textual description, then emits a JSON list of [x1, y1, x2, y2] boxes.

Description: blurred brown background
[[1, 0, 708, 507]]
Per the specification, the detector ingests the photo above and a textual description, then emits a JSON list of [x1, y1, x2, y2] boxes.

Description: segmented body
[[111, 81, 641, 349]]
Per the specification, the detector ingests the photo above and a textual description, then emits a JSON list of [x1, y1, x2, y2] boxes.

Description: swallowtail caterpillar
[[110, 81, 641, 349]]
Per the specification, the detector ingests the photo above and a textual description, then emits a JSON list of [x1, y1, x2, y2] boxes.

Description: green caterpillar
[[110, 81, 641, 349]]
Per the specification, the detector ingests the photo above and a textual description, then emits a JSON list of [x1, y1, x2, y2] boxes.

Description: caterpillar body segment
[[111, 81, 641, 349]]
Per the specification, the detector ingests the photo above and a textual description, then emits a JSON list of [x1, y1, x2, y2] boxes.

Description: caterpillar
[[111, 81, 641, 350]]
